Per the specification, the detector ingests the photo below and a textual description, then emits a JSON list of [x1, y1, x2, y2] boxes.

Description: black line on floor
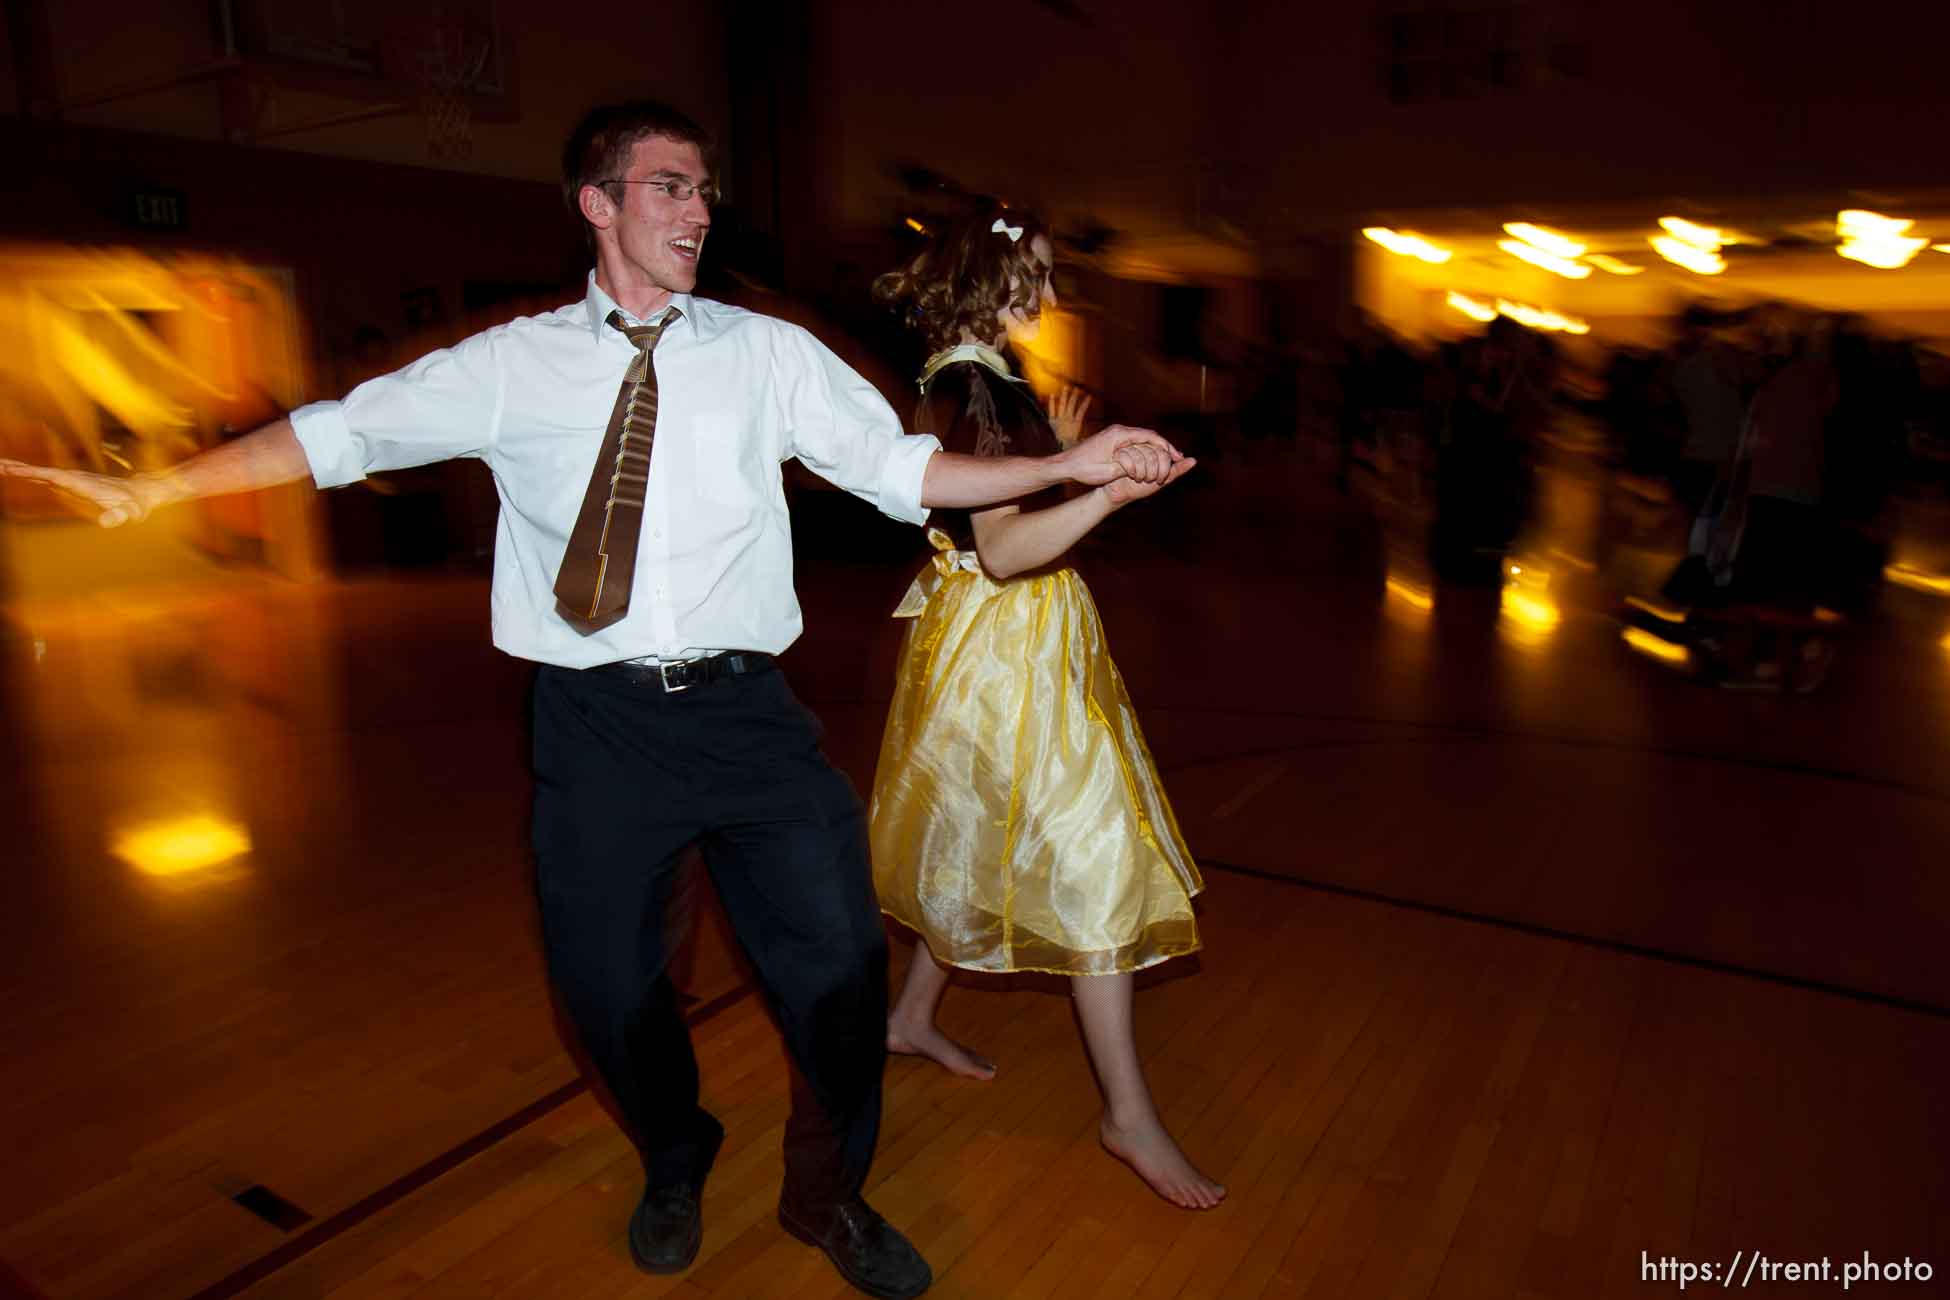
[[1147, 709, 1950, 807], [1200, 856, 1950, 1022], [230, 1185, 312, 1232], [184, 983, 755, 1300]]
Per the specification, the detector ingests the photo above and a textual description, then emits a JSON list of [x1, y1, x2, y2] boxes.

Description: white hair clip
[[992, 218, 1024, 243]]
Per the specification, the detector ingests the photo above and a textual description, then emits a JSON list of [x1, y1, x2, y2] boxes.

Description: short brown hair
[[561, 100, 714, 238], [874, 205, 1054, 353]]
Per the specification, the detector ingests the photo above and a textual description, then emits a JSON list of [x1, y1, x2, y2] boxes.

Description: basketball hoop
[[417, 8, 492, 161]]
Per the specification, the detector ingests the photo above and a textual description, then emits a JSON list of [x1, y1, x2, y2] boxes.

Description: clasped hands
[[1061, 423, 1197, 508]]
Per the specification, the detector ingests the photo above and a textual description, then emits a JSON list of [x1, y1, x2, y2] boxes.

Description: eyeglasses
[[600, 177, 721, 206]]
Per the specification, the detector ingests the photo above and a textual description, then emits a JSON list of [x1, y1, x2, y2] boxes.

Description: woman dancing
[[868, 207, 1223, 1210]]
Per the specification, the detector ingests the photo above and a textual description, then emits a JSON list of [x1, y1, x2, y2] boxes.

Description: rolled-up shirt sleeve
[[290, 331, 505, 489], [771, 323, 937, 525]]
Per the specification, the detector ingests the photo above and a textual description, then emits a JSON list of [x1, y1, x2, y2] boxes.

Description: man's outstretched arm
[[919, 423, 1180, 509], [0, 419, 315, 527]]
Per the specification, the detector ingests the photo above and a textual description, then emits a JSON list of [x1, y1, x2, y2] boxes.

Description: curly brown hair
[[874, 206, 1054, 353]]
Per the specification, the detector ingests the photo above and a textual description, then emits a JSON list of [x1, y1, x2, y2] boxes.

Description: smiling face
[[580, 133, 712, 316]]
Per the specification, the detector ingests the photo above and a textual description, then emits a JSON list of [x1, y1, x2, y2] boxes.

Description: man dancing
[[1, 100, 1181, 1299]]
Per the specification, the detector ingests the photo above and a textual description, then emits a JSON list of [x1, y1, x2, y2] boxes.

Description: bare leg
[[1072, 973, 1225, 1210], [886, 943, 996, 1080]]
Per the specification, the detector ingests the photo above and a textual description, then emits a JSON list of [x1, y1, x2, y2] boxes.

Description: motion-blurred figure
[[869, 206, 1217, 1212], [1432, 316, 1549, 582], [1698, 307, 1839, 690]]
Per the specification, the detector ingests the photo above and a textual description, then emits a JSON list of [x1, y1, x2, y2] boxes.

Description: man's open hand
[[0, 460, 163, 527]]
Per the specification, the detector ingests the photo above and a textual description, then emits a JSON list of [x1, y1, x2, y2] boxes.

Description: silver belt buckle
[[657, 658, 695, 693]]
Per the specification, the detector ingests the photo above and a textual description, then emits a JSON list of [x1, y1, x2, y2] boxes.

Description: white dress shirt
[[290, 275, 939, 668]]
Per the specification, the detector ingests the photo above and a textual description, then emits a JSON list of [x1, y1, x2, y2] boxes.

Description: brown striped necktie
[[554, 307, 681, 630]]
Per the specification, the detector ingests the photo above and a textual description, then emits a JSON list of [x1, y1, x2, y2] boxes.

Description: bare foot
[[886, 1018, 997, 1081], [1099, 1115, 1226, 1210]]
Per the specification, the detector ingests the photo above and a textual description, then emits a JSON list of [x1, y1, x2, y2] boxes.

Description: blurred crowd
[[1201, 300, 1950, 688]]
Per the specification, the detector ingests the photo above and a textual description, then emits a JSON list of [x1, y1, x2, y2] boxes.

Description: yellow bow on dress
[[893, 527, 983, 618]]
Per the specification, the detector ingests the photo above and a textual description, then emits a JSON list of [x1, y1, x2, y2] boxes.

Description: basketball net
[[418, 9, 491, 161]]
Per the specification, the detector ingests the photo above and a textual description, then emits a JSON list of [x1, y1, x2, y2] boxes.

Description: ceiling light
[[1502, 222, 1586, 259], [1586, 253, 1645, 276], [1498, 238, 1592, 279], [1363, 227, 1452, 264]]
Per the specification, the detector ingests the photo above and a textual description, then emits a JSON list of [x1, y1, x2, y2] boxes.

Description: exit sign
[[126, 187, 188, 231]]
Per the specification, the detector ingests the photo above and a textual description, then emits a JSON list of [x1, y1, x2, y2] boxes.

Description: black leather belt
[[589, 652, 775, 693]]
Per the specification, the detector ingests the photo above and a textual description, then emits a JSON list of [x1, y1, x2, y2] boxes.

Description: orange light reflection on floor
[[1622, 626, 1692, 667], [1625, 593, 1689, 623], [1384, 575, 1435, 614], [112, 814, 252, 879], [1885, 564, 1950, 597], [1500, 563, 1561, 645]]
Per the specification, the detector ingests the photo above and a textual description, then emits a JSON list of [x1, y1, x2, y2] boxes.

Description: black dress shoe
[[628, 1121, 725, 1274], [778, 1197, 932, 1298]]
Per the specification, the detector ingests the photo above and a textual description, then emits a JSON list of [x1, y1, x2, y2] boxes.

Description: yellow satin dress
[[869, 527, 1203, 975]]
